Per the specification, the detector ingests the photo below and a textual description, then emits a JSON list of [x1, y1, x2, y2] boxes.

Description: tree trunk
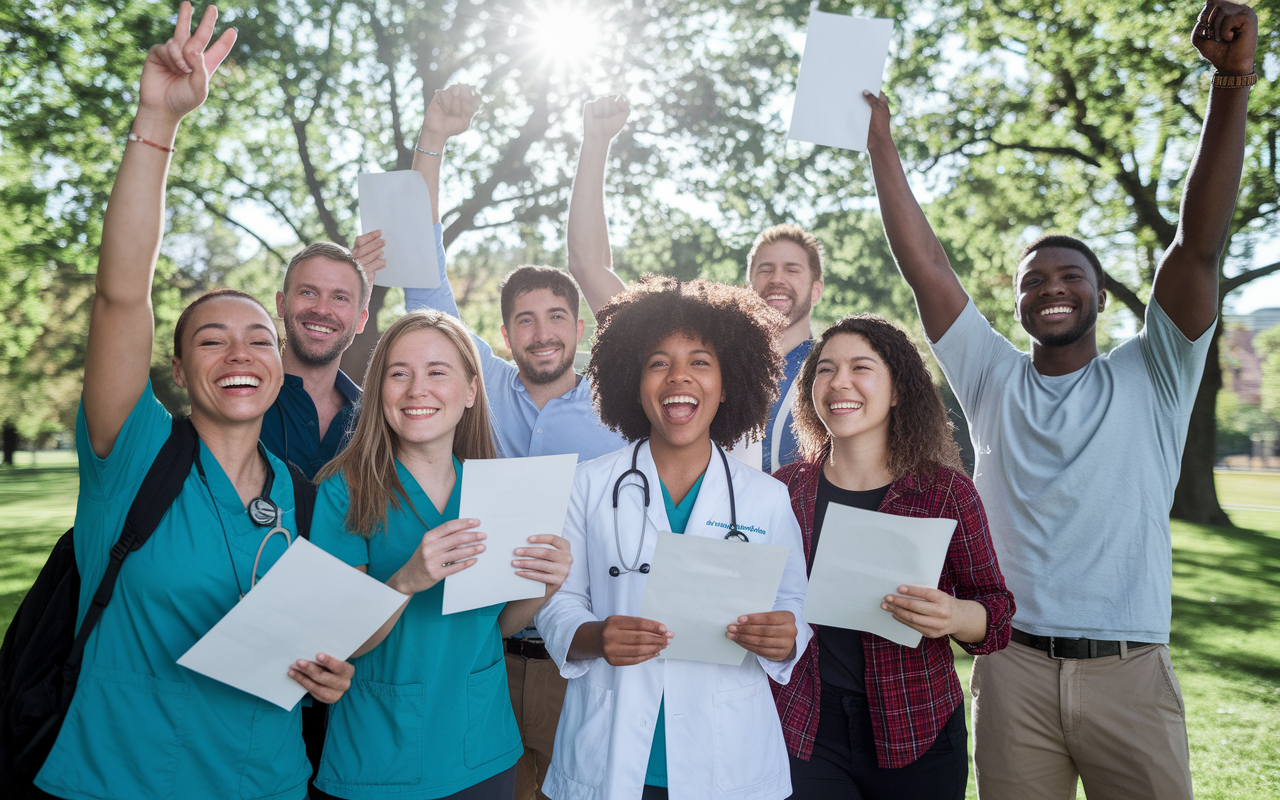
[[341, 285, 388, 383], [1170, 329, 1231, 525]]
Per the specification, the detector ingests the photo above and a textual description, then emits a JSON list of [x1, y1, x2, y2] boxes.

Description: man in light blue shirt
[[360, 83, 625, 800]]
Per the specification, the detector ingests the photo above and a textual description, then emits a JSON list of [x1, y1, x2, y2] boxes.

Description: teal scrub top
[[37, 384, 308, 800], [310, 459, 521, 799], [644, 472, 706, 789]]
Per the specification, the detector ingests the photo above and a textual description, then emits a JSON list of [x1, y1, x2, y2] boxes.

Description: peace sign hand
[[139, 2, 238, 125], [1192, 1, 1258, 76]]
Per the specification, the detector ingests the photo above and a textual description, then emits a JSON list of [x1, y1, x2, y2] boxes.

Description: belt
[[505, 636, 551, 660], [1012, 628, 1158, 659]]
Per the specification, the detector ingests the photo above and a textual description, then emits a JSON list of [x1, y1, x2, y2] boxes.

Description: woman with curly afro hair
[[533, 275, 813, 800], [772, 314, 1014, 800]]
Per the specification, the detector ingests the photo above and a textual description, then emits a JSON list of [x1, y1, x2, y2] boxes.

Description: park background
[[1, 0, 1278, 796]]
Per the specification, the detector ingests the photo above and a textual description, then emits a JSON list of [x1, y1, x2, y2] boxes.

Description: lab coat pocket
[[712, 678, 780, 792], [319, 680, 424, 786], [239, 699, 308, 799], [39, 665, 188, 799], [554, 679, 613, 788], [464, 657, 520, 768]]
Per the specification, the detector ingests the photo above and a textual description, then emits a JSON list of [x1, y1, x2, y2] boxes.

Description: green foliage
[[1257, 325, 1280, 424]]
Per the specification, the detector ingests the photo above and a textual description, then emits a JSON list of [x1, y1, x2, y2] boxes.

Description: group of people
[[32, 2, 1257, 800]]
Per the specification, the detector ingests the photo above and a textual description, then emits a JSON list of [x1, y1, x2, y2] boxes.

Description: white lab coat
[[535, 440, 812, 800]]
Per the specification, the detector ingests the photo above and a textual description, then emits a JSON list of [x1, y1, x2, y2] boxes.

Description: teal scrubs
[[643, 472, 706, 789], [310, 459, 521, 799], [37, 383, 308, 800]]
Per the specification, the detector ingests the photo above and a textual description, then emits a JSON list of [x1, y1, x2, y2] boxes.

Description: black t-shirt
[[811, 470, 892, 694]]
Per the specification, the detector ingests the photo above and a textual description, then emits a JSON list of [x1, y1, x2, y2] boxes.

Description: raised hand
[[862, 91, 894, 155], [582, 95, 630, 143], [423, 84, 481, 142], [352, 229, 386, 280], [1192, 1, 1258, 75], [512, 534, 573, 598], [726, 610, 797, 662], [386, 518, 487, 595], [139, 2, 237, 125]]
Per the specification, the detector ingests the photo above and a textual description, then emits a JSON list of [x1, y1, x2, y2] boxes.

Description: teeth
[[661, 395, 698, 406], [403, 408, 438, 417], [767, 294, 788, 301], [829, 401, 863, 410], [1039, 306, 1072, 316], [304, 323, 336, 334], [217, 376, 261, 388]]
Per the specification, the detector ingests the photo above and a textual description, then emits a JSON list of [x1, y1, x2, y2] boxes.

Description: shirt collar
[[282, 370, 361, 405]]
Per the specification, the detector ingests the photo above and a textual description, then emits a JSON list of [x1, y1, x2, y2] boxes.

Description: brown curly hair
[[792, 314, 964, 479], [587, 275, 785, 447]]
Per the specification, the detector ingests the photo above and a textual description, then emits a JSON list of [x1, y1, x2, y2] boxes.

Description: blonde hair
[[317, 311, 497, 537], [747, 224, 825, 283]]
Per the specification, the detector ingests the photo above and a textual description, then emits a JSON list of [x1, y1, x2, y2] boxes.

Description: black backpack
[[0, 417, 316, 795]]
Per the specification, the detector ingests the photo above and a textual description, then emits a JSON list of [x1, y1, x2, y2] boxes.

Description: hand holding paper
[[286, 652, 354, 704], [881, 584, 989, 644], [386, 518, 487, 595], [726, 610, 797, 663]]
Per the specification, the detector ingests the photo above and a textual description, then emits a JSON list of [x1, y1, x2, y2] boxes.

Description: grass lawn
[[1, 460, 1277, 797]]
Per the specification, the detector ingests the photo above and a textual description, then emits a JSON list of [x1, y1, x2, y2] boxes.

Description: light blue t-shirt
[[930, 297, 1214, 642], [404, 224, 627, 463], [38, 384, 307, 800], [310, 459, 521, 799], [644, 472, 706, 789]]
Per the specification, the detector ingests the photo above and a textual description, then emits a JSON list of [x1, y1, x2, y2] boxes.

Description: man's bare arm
[[864, 91, 969, 343]]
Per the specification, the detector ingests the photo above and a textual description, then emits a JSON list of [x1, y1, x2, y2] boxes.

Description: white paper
[[639, 532, 790, 665], [787, 9, 894, 152], [357, 170, 441, 289], [177, 538, 408, 710], [803, 504, 956, 647], [442, 454, 578, 615]]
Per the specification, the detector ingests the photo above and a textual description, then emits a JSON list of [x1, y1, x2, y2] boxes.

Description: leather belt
[[505, 636, 551, 660], [1012, 628, 1157, 659]]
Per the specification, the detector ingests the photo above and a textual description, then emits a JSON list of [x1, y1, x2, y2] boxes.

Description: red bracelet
[[127, 131, 175, 153]]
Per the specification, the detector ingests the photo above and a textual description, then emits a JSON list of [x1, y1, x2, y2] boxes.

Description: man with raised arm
[[566, 97, 824, 473], [862, 4, 1257, 798], [356, 84, 626, 800]]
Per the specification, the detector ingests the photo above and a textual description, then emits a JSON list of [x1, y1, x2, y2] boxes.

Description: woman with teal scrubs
[[309, 311, 572, 800], [34, 6, 354, 800]]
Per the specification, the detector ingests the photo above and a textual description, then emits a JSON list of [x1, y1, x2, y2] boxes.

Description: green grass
[[1, 460, 1277, 796]]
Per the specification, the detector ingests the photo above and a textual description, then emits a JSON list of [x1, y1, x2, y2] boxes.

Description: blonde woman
[[309, 311, 572, 800]]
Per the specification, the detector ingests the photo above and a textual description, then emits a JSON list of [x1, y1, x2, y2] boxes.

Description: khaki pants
[[971, 639, 1192, 800], [505, 651, 569, 800]]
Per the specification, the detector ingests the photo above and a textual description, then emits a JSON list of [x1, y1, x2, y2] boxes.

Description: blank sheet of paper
[[177, 537, 408, 710], [357, 170, 441, 289], [787, 11, 894, 152], [803, 504, 956, 647], [639, 532, 790, 666], [442, 454, 579, 615]]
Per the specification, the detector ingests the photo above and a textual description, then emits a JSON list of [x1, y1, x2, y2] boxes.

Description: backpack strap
[[287, 462, 317, 540], [60, 417, 198, 692]]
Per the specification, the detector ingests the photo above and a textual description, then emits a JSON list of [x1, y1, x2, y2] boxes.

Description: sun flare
[[526, 3, 601, 68]]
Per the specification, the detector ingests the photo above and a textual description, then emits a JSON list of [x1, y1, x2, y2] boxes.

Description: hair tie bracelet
[[1212, 72, 1258, 89], [127, 131, 175, 153], [415, 146, 443, 157]]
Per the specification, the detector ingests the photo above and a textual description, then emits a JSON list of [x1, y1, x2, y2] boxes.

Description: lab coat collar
[[633, 438, 728, 538]]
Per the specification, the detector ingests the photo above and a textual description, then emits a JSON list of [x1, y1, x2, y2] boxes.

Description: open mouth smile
[[1038, 305, 1074, 317], [402, 407, 439, 417], [216, 375, 262, 388]]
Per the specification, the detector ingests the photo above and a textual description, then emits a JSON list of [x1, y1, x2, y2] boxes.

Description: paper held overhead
[[356, 170, 441, 289], [176, 537, 409, 711], [638, 531, 790, 666], [802, 504, 956, 648], [787, 8, 894, 152], [441, 454, 579, 615]]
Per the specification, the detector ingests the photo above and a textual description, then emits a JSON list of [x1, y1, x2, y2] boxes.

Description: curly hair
[[587, 275, 785, 447], [792, 314, 964, 479]]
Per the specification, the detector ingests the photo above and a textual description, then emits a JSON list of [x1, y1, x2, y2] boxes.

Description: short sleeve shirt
[[309, 460, 522, 799], [37, 384, 307, 800], [929, 297, 1213, 642]]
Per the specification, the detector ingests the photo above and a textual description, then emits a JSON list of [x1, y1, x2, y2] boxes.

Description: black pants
[[787, 685, 968, 800]]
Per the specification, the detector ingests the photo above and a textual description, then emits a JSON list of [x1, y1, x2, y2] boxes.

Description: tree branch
[[1103, 273, 1147, 319], [290, 115, 347, 246], [199, 200, 291, 267], [1222, 260, 1280, 294]]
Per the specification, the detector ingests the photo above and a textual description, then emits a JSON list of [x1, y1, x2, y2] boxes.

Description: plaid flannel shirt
[[770, 459, 1015, 769]]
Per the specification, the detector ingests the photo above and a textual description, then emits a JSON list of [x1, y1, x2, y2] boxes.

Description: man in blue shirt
[[565, 96, 825, 473], [358, 83, 626, 800]]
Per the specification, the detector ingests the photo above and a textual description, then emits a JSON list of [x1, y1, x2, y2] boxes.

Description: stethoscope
[[609, 437, 747, 577], [195, 444, 295, 598]]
